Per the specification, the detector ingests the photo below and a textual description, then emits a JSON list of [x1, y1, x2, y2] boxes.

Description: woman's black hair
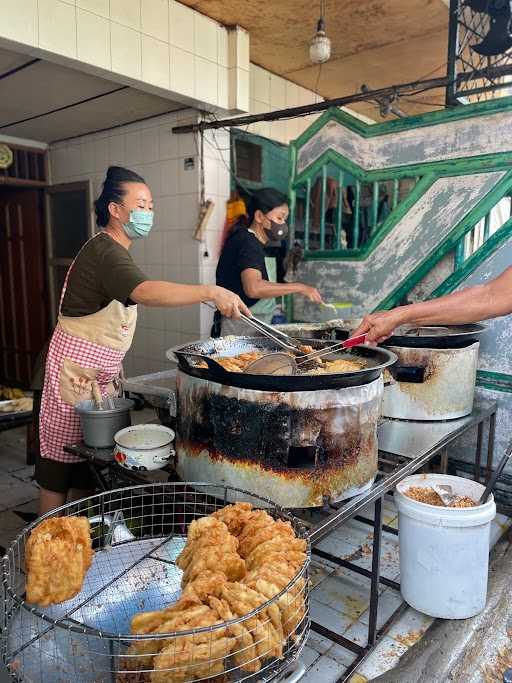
[[243, 187, 288, 226], [94, 166, 146, 227]]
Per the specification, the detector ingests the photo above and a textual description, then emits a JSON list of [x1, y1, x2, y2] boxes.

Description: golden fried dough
[[127, 502, 307, 681], [25, 516, 93, 607]]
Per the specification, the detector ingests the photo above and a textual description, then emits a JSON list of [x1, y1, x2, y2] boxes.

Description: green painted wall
[[230, 128, 289, 195]]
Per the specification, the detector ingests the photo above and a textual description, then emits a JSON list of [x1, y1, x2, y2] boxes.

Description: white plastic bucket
[[395, 473, 496, 619]]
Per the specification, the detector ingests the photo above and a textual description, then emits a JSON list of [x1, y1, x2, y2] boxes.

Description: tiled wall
[[47, 62, 322, 375], [49, 108, 203, 377], [0, 0, 249, 112], [246, 65, 323, 143]]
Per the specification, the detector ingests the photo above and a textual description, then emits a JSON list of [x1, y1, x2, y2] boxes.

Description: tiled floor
[[1, 426, 510, 683], [0, 426, 39, 554]]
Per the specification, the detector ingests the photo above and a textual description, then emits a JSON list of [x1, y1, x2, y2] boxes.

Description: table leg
[[485, 412, 497, 484], [86, 462, 109, 492], [475, 422, 483, 483], [367, 496, 383, 647]]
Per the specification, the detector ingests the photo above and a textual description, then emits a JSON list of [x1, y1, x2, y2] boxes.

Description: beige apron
[[39, 234, 138, 463]]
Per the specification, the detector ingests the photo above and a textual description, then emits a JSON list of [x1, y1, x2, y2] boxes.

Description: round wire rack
[[2, 483, 310, 683]]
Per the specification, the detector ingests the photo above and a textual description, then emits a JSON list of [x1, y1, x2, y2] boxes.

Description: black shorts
[[34, 453, 96, 494]]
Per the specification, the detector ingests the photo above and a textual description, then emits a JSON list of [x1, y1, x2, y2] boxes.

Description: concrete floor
[[0, 422, 511, 682]]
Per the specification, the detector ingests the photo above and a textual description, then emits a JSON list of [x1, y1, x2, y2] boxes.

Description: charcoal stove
[[169, 337, 396, 508]]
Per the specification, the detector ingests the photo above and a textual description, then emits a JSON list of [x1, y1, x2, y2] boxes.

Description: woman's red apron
[[39, 234, 137, 464]]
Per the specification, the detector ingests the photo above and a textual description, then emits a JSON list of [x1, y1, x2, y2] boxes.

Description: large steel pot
[[169, 337, 397, 507], [379, 324, 486, 421]]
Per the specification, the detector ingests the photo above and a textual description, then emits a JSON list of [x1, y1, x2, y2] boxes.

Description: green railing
[[291, 164, 421, 254], [454, 194, 512, 269]]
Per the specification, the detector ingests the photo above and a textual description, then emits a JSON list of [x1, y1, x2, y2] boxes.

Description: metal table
[[62, 442, 173, 490], [305, 399, 498, 682], [63, 401, 498, 682]]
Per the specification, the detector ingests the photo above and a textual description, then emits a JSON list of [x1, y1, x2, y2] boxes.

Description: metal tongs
[[203, 302, 303, 353]]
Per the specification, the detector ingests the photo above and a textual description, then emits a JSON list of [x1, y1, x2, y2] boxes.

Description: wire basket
[[2, 483, 310, 683]]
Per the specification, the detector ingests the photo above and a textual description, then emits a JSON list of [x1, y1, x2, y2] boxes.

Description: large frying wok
[[168, 337, 397, 391]]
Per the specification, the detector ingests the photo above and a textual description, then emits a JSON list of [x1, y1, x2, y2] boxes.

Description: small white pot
[[113, 424, 175, 472]]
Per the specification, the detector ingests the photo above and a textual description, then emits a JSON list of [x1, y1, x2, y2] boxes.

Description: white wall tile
[[237, 28, 249, 72], [217, 66, 229, 109], [163, 230, 182, 266], [159, 126, 179, 160], [111, 22, 142, 79], [251, 64, 270, 105], [177, 132, 196, 159], [178, 161, 198, 195], [179, 304, 200, 335], [145, 229, 164, 264], [107, 135, 126, 165], [203, 156, 219, 196], [237, 68, 250, 112], [67, 144, 82, 176], [169, 0, 194, 53], [194, 12, 217, 63], [180, 234, 200, 266], [141, 0, 169, 42], [110, 0, 141, 31], [270, 73, 286, 109], [217, 26, 229, 67], [0, 0, 38, 45], [93, 137, 110, 173], [141, 161, 162, 196], [194, 57, 218, 105], [141, 34, 170, 88], [140, 127, 160, 163], [77, 9, 110, 69], [170, 47, 194, 98], [39, 0, 77, 58], [179, 193, 200, 230], [125, 129, 143, 165], [227, 26, 249, 72], [77, 0, 109, 17], [160, 158, 179, 196], [80, 142, 95, 174]]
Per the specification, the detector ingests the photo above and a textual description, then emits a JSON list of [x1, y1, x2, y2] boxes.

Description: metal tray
[[122, 370, 177, 409]]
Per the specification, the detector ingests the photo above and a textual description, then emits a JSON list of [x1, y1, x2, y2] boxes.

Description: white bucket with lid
[[395, 473, 496, 619]]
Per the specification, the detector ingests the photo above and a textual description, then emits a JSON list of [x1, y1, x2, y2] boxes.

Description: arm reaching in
[[241, 268, 323, 303], [130, 281, 251, 319], [353, 267, 512, 343]]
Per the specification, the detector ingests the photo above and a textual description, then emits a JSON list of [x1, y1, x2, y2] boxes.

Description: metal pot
[[113, 424, 175, 471], [75, 398, 134, 448], [380, 325, 486, 421], [170, 337, 395, 507]]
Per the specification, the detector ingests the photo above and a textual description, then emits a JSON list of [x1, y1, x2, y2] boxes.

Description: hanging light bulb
[[309, 3, 331, 64]]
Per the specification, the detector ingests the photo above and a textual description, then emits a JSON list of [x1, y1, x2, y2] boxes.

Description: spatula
[[431, 484, 459, 506]]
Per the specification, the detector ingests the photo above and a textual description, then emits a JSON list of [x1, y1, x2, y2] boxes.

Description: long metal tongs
[[296, 334, 368, 367], [203, 302, 303, 353]]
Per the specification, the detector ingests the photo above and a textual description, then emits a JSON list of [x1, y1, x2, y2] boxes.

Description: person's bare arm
[[354, 267, 512, 343], [241, 268, 323, 303], [130, 281, 251, 318]]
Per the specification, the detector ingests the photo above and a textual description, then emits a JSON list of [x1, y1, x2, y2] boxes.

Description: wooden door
[[0, 188, 50, 387]]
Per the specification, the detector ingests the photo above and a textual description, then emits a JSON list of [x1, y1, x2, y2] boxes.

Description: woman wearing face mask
[[36, 166, 249, 515], [214, 188, 323, 336]]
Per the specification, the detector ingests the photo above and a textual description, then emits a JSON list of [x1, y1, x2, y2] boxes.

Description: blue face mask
[[123, 209, 154, 239]]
